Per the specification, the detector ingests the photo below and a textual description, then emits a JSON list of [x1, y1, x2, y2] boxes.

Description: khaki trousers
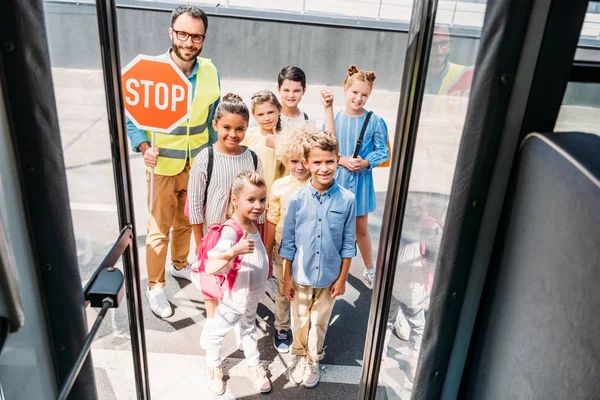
[[273, 244, 291, 331], [291, 281, 336, 361], [146, 165, 191, 288]]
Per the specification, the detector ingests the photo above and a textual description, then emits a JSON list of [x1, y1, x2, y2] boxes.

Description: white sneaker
[[394, 313, 410, 341], [146, 287, 173, 318], [205, 366, 225, 395], [303, 359, 320, 388], [288, 355, 306, 385], [170, 263, 192, 281], [363, 268, 376, 286], [247, 364, 272, 393]]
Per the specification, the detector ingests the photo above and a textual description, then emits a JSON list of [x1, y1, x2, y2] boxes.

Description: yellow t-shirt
[[242, 127, 286, 196], [267, 174, 309, 245]]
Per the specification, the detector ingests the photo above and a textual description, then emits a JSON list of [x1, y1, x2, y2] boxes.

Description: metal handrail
[[56, 225, 131, 400], [57, 298, 113, 400]]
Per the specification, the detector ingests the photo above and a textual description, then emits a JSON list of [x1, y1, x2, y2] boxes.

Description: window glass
[[377, 17, 485, 398], [575, 1, 600, 61], [556, 82, 600, 136], [43, 2, 137, 398]]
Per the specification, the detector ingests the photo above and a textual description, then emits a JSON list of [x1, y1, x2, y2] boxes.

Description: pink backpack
[[192, 219, 244, 300]]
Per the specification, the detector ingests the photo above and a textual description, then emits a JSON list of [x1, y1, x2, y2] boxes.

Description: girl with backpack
[[200, 171, 271, 395], [187, 93, 264, 323], [329, 65, 390, 286]]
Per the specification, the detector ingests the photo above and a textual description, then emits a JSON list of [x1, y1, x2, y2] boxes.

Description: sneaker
[[170, 263, 192, 281], [288, 355, 306, 385], [303, 359, 320, 388], [145, 287, 172, 318], [247, 365, 272, 393], [273, 329, 292, 353], [363, 268, 376, 286], [394, 313, 410, 341], [205, 366, 225, 395]]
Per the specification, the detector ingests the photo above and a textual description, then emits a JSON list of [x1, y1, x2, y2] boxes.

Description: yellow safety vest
[[438, 62, 466, 95], [146, 56, 220, 176]]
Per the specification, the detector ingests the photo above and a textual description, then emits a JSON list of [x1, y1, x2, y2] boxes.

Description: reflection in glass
[[557, 83, 600, 136], [378, 22, 479, 398]]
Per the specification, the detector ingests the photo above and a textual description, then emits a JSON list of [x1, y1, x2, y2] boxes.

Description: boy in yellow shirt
[[265, 128, 312, 352]]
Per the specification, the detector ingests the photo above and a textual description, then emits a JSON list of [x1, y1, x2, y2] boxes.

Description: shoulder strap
[[303, 112, 309, 121], [222, 219, 244, 240], [353, 111, 373, 158], [221, 220, 245, 285], [204, 146, 214, 204], [250, 149, 258, 170]]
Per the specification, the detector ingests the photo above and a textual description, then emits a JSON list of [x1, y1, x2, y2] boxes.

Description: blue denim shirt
[[126, 50, 221, 152], [279, 180, 357, 288]]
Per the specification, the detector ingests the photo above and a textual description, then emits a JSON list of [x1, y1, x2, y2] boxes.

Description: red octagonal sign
[[121, 55, 192, 133]]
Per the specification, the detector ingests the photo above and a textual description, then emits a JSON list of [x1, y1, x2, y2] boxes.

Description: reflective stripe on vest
[[146, 55, 220, 176]]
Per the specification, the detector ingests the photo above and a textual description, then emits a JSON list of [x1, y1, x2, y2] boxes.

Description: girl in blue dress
[[330, 65, 390, 285]]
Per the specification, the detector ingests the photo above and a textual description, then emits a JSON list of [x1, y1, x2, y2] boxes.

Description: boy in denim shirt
[[280, 131, 356, 388]]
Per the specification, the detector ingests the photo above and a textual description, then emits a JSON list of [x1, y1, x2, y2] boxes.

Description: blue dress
[[331, 111, 389, 216]]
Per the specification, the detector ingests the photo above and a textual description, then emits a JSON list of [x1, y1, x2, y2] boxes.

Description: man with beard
[[424, 25, 473, 96], [127, 4, 221, 318]]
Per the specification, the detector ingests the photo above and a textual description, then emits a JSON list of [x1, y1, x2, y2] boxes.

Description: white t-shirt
[[207, 226, 268, 305], [280, 109, 316, 130]]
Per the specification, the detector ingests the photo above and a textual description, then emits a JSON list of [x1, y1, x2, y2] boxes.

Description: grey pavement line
[[62, 113, 107, 152], [65, 152, 142, 171]]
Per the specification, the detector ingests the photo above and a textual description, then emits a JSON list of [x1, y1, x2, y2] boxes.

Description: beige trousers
[[145, 165, 191, 288], [291, 281, 336, 361], [273, 244, 291, 331]]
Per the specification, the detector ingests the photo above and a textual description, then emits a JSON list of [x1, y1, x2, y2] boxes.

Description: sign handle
[[149, 131, 156, 212]]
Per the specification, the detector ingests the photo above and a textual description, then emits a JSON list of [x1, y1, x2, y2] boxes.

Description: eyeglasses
[[172, 28, 205, 44], [432, 40, 451, 50]]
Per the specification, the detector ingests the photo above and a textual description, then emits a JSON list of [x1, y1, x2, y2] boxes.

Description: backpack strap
[[221, 219, 246, 293], [250, 149, 258, 170], [352, 111, 373, 158], [204, 146, 214, 205]]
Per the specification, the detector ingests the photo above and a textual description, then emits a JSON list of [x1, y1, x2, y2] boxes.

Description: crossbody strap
[[204, 146, 214, 205], [352, 111, 373, 158]]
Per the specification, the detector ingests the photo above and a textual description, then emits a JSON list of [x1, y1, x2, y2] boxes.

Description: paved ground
[[57, 67, 412, 399], [54, 67, 599, 399]]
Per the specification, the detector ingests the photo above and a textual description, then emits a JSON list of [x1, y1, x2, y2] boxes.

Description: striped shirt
[[188, 147, 264, 226]]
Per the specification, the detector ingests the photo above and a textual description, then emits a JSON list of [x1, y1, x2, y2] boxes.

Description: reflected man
[[386, 24, 473, 389]]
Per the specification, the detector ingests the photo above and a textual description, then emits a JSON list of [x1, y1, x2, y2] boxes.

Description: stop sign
[[121, 55, 192, 133]]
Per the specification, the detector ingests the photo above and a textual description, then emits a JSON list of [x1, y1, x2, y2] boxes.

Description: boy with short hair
[[277, 66, 315, 129], [280, 131, 357, 388]]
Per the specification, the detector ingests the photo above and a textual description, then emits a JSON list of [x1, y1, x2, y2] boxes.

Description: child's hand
[[265, 126, 277, 148], [330, 278, 346, 298], [283, 277, 295, 301], [354, 156, 369, 171], [232, 230, 255, 256], [342, 156, 364, 172], [321, 89, 334, 108], [339, 156, 352, 169]]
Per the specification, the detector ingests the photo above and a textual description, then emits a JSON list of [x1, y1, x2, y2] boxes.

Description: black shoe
[[273, 329, 292, 353]]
